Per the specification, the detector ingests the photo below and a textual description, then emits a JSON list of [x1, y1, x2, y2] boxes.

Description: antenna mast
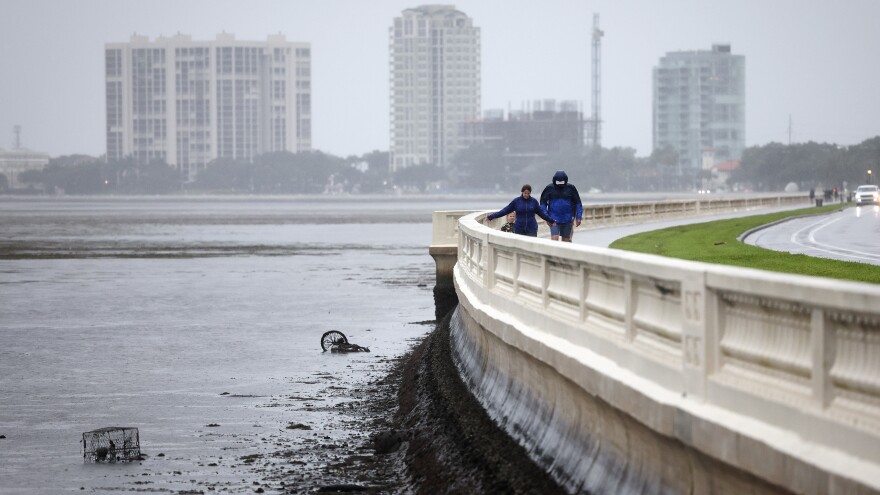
[[591, 13, 603, 148], [788, 115, 792, 145]]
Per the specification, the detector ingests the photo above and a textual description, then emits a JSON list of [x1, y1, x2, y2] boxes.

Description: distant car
[[854, 184, 880, 206]]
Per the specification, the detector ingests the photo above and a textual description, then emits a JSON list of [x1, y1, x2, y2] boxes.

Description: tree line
[[6, 136, 878, 195], [729, 137, 880, 191], [13, 151, 391, 195]]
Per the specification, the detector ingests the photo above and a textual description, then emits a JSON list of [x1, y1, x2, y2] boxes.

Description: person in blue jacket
[[539, 170, 583, 242], [486, 184, 554, 237]]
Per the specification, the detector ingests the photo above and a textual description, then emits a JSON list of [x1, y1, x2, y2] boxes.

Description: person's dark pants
[[551, 222, 574, 239]]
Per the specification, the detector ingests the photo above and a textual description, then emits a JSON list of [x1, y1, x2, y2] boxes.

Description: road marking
[[789, 213, 880, 263]]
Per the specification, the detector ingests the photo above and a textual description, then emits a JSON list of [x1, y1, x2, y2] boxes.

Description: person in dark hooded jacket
[[486, 184, 554, 236], [540, 170, 583, 242]]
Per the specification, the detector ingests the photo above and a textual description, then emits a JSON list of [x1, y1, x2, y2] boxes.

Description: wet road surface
[[743, 205, 880, 266]]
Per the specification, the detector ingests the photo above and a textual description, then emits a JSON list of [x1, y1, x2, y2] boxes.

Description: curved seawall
[[448, 305, 788, 494], [439, 204, 880, 495]]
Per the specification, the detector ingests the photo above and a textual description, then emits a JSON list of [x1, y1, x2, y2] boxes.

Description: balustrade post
[[579, 266, 587, 321], [486, 240, 495, 289], [512, 252, 520, 295], [624, 274, 635, 342], [811, 308, 834, 408], [705, 290, 720, 375], [681, 274, 709, 399], [542, 256, 549, 309]]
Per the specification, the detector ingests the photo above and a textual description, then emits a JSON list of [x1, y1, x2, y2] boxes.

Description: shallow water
[[0, 196, 498, 494]]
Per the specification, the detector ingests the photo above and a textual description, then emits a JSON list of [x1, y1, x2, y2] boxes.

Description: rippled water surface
[[0, 196, 503, 494]]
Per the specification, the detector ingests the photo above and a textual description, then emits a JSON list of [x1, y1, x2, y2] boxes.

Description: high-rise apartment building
[[389, 5, 481, 171], [105, 33, 311, 181], [653, 44, 745, 179]]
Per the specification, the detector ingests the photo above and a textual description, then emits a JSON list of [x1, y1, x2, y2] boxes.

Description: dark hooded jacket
[[487, 195, 553, 236], [540, 171, 583, 224]]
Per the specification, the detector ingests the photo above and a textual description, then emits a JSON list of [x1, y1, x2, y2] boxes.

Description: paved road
[[742, 205, 880, 266], [572, 203, 809, 248]]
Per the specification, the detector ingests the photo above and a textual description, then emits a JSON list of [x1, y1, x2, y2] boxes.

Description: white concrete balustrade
[[435, 196, 880, 494]]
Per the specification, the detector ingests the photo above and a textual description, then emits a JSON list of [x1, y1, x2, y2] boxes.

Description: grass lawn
[[609, 203, 880, 284]]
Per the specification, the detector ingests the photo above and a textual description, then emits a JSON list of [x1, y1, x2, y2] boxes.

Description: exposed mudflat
[[297, 311, 564, 494]]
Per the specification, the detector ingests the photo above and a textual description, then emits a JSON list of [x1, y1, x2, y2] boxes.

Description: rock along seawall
[[394, 307, 564, 493]]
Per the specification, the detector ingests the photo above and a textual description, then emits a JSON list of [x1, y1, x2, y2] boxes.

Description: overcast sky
[[2, 0, 879, 158]]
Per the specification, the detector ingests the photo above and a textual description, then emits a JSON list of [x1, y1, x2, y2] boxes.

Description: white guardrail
[[437, 196, 880, 493]]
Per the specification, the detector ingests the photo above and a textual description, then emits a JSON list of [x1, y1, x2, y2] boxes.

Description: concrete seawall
[[449, 304, 789, 494]]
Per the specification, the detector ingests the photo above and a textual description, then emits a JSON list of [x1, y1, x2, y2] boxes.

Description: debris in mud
[[331, 342, 371, 353], [320, 330, 370, 353], [206, 423, 220, 427], [286, 423, 312, 430], [316, 484, 369, 493], [82, 427, 142, 463]]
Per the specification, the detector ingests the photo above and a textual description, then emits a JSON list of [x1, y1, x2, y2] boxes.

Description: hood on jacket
[[553, 170, 568, 186]]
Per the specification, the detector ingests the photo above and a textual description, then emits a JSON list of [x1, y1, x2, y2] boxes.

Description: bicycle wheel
[[320, 330, 348, 351]]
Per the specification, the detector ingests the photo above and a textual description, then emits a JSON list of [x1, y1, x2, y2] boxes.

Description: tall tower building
[[653, 44, 745, 180], [389, 5, 481, 172], [105, 33, 311, 181]]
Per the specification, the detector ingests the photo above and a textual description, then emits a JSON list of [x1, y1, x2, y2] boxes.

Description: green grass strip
[[609, 203, 880, 284]]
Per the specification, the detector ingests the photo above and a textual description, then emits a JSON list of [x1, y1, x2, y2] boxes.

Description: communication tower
[[590, 14, 603, 148]]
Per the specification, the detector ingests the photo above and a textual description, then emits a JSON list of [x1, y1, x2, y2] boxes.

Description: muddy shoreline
[[272, 309, 562, 494]]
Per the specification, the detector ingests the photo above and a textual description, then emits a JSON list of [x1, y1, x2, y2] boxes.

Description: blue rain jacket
[[487, 195, 553, 236], [540, 171, 583, 224]]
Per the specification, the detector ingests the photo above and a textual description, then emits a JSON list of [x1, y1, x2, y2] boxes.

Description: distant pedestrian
[[540, 170, 583, 242], [486, 184, 554, 237], [809, 188, 815, 204]]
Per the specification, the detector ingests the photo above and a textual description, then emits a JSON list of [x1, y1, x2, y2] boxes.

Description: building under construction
[[460, 100, 586, 170]]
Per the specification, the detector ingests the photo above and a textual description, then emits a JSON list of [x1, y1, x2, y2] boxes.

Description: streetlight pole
[[869, 169, 873, 184]]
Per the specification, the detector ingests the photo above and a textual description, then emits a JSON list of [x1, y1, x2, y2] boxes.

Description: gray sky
[[2, 0, 879, 158]]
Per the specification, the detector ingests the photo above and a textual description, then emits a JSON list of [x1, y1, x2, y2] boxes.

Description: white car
[[854, 184, 880, 206]]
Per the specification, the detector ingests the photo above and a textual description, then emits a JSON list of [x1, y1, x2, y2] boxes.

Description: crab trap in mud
[[82, 427, 141, 463]]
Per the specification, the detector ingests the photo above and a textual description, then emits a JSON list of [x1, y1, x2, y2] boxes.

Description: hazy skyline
[[2, 0, 879, 159]]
